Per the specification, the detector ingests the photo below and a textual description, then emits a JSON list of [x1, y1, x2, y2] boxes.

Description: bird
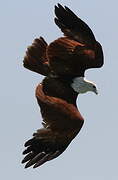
[[22, 4, 104, 168]]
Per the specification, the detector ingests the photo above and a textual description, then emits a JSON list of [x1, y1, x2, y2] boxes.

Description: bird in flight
[[22, 4, 104, 168]]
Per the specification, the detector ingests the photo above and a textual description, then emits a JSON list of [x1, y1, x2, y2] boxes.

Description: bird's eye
[[92, 85, 96, 88]]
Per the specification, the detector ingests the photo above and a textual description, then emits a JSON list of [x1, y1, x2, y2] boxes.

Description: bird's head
[[71, 77, 98, 95]]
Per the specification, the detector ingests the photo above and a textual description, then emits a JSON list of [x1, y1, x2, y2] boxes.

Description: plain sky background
[[0, 0, 118, 179]]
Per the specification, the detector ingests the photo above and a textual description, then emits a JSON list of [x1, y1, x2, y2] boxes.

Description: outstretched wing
[[22, 84, 84, 168], [46, 4, 104, 77], [23, 37, 50, 76], [55, 4, 96, 45]]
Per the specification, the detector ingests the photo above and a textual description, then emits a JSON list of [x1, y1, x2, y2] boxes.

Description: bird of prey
[[22, 4, 104, 168]]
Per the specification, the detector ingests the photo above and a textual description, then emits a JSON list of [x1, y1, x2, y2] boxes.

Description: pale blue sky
[[0, 0, 118, 179]]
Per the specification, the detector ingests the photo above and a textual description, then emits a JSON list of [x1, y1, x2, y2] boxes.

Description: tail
[[23, 37, 50, 76]]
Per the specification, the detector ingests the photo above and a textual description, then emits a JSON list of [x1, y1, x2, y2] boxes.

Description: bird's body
[[22, 4, 104, 168]]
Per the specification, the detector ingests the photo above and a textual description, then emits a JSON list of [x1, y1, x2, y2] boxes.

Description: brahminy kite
[[22, 4, 104, 168]]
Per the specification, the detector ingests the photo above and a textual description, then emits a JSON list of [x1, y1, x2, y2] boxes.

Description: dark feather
[[22, 84, 84, 168], [22, 4, 103, 169], [23, 37, 50, 76], [47, 37, 104, 77], [55, 4, 96, 44]]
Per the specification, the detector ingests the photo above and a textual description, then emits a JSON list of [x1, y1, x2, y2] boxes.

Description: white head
[[71, 77, 98, 95]]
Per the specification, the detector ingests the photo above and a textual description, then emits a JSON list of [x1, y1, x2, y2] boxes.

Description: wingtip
[[55, 4, 60, 10], [39, 36, 43, 40], [54, 4, 59, 13], [54, 5, 57, 9], [57, 3, 62, 7], [21, 159, 24, 164], [24, 138, 34, 147], [24, 158, 37, 169], [21, 159, 27, 164], [24, 163, 30, 169], [55, 3, 65, 11], [64, 5, 71, 12]]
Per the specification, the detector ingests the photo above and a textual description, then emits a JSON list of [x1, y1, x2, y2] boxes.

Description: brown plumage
[[54, 4, 96, 44], [23, 4, 103, 77], [22, 4, 104, 168], [47, 37, 103, 76], [23, 37, 50, 76], [22, 82, 83, 168]]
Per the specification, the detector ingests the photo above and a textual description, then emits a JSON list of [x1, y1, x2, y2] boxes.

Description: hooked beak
[[94, 89, 98, 95]]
